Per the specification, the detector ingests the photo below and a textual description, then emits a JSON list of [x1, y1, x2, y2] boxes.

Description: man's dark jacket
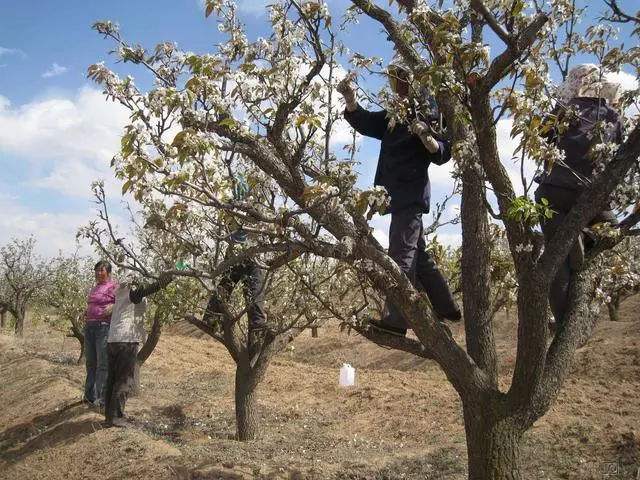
[[539, 97, 623, 191], [344, 105, 452, 213]]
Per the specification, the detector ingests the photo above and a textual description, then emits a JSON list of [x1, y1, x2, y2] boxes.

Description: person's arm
[[409, 120, 451, 165], [101, 304, 114, 319], [337, 75, 388, 140], [429, 138, 452, 166], [344, 106, 389, 140], [129, 272, 174, 304]]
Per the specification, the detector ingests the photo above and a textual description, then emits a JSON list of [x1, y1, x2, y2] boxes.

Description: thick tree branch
[[470, 0, 513, 46], [536, 124, 640, 283], [478, 13, 548, 93]]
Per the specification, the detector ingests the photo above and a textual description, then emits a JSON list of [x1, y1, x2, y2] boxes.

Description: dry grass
[[0, 297, 638, 479]]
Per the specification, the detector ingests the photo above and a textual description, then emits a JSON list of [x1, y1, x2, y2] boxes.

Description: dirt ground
[[0, 297, 639, 480]]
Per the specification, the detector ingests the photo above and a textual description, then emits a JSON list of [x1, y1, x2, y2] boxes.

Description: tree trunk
[[70, 318, 85, 364], [235, 365, 260, 441], [464, 403, 523, 480], [77, 340, 85, 365], [607, 294, 621, 321], [137, 313, 162, 364], [14, 310, 25, 337], [461, 162, 497, 382], [131, 313, 163, 396], [131, 360, 142, 396], [0, 309, 6, 329]]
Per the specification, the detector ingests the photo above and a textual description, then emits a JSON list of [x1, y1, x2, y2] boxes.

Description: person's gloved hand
[[410, 120, 440, 154], [337, 73, 357, 111]]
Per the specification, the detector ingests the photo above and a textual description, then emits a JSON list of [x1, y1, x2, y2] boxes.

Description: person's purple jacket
[[86, 279, 118, 323]]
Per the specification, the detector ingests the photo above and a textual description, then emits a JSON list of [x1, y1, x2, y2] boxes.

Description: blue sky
[[0, 0, 637, 255]]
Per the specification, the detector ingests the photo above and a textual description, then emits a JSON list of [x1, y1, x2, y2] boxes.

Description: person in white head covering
[[535, 64, 623, 329], [104, 271, 174, 427], [556, 63, 600, 104]]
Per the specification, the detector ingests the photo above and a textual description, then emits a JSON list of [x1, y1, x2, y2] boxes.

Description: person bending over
[[104, 272, 174, 427]]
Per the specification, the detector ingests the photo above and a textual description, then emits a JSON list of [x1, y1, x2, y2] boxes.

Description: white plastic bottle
[[339, 363, 356, 387]]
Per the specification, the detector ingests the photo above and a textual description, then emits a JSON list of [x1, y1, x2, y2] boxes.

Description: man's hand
[[410, 120, 440, 154], [337, 73, 357, 112]]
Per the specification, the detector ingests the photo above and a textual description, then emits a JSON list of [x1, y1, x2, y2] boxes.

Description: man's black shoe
[[436, 308, 462, 322], [104, 417, 132, 428], [367, 319, 407, 337]]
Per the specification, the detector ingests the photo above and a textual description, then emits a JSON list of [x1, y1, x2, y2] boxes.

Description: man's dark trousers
[[105, 342, 138, 422], [382, 206, 458, 330], [206, 261, 267, 329]]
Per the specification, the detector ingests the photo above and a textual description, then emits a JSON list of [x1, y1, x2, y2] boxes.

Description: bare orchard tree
[[0, 237, 50, 337], [40, 253, 95, 363], [0, 302, 9, 330], [597, 234, 640, 321], [88, 0, 640, 476], [80, 183, 366, 440]]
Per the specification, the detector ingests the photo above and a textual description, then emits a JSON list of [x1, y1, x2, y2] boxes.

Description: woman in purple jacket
[[83, 260, 117, 406]]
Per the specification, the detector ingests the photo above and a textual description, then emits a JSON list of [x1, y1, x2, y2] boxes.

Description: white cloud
[[607, 70, 638, 93], [429, 232, 462, 248], [30, 159, 121, 199], [0, 46, 26, 59], [372, 227, 388, 248], [495, 117, 538, 197], [0, 86, 129, 198], [606, 70, 640, 119], [429, 158, 456, 191], [0, 192, 92, 257], [42, 62, 68, 78]]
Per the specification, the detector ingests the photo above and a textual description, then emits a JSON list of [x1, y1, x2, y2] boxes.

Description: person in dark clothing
[[337, 61, 461, 337], [200, 174, 270, 352], [204, 258, 268, 331], [535, 64, 623, 326], [104, 272, 174, 427]]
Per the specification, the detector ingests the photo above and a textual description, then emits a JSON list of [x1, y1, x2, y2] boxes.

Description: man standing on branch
[[201, 173, 270, 356], [337, 58, 461, 337]]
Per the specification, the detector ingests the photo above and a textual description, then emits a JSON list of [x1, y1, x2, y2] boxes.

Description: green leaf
[[122, 180, 133, 195], [218, 117, 236, 129], [172, 130, 188, 147]]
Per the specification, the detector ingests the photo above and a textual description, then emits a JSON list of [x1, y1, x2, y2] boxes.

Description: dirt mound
[[166, 319, 211, 339], [0, 297, 638, 479]]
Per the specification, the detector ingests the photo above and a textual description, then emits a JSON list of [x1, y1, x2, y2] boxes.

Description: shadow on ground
[[0, 401, 102, 463]]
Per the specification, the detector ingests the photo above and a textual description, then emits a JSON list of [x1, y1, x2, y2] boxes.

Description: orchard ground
[[0, 298, 639, 480]]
